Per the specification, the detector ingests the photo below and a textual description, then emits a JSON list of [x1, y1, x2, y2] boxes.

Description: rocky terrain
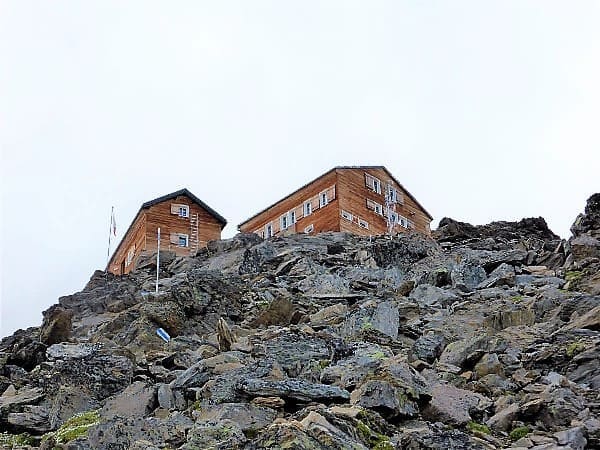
[[1, 193, 599, 450]]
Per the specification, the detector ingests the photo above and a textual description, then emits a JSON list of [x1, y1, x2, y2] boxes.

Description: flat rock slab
[[238, 378, 350, 403]]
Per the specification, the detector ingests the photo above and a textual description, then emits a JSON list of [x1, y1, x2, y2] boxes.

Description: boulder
[[422, 383, 491, 426], [237, 378, 350, 403], [409, 284, 459, 308], [100, 382, 157, 419], [40, 305, 73, 345]]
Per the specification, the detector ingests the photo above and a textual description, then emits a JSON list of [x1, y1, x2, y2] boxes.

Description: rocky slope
[[1, 194, 599, 450]]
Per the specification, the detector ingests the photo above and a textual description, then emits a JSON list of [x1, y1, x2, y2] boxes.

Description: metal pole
[[106, 206, 113, 268], [156, 227, 160, 294]]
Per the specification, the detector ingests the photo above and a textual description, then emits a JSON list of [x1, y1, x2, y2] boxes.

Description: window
[[265, 223, 273, 238], [398, 215, 408, 228], [304, 201, 312, 216], [304, 224, 314, 233], [387, 186, 398, 203], [341, 210, 353, 221], [366, 199, 383, 216], [170, 203, 189, 217], [389, 212, 398, 224], [290, 211, 296, 224], [358, 219, 369, 229], [280, 214, 288, 230], [178, 234, 189, 247], [365, 173, 382, 194], [319, 192, 328, 207]]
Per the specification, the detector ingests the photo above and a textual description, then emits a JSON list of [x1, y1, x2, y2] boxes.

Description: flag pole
[[155, 227, 161, 294], [107, 206, 114, 267]]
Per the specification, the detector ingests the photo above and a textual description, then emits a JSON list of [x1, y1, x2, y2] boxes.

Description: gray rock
[[409, 284, 459, 308], [7, 405, 51, 433], [570, 234, 600, 260], [350, 379, 418, 418], [48, 385, 100, 429], [554, 427, 587, 450], [40, 305, 73, 345], [84, 414, 194, 450], [451, 262, 487, 292], [473, 353, 504, 379], [101, 382, 157, 419], [170, 360, 209, 389], [422, 383, 491, 426], [193, 402, 276, 434], [46, 342, 98, 360], [486, 401, 519, 431], [409, 333, 447, 363], [238, 378, 350, 403], [157, 383, 186, 410], [320, 343, 389, 389], [370, 301, 399, 339], [438, 335, 488, 368], [477, 263, 516, 289], [180, 420, 247, 450]]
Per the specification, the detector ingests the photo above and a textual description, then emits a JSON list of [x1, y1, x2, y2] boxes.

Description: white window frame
[[387, 186, 398, 203], [319, 192, 328, 208], [304, 224, 314, 233], [366, 198, 384, 215], [304, 201, 312, 216], [178, 234, 189, 247], [358, 219, 369, 229], [290, 210, 296, 224], [341, 210, 353, 221], [265, 222, 273, 238], [178, 205, 189, 218], [280, 214, 288, 230], [365, 173, 382, 194], [389, 211, 398, 224], [398, 215, 408, 228]]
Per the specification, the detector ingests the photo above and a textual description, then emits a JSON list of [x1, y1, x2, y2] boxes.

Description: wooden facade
[[107, 189, 226, 275], [238, 166, 432, 239]]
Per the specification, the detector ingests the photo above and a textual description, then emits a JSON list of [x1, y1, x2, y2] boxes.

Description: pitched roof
[[107, 188, 227, 270], [140, 188, 227, 226], [238, 165, 433, 229]]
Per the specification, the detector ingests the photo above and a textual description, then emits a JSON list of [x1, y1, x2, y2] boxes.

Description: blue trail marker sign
[[156, 328, 171, 343]]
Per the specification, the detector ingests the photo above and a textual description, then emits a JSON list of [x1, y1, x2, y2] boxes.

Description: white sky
[[1, 1, 599, 337]]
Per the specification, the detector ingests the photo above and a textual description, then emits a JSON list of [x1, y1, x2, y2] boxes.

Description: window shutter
[[170, 204, 179, 214], [170, 232, 179, 244]]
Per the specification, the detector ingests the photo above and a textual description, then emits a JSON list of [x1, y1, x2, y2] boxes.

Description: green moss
[[467, 421, 490, 435], [565, 271, 583, 282], [192, 400, 203, 410], [510, 295, 523, 303], [566, 341, 586, 358], [0, 432, 37, 448], [318, 359, 331, 369], [509, 426, 530, 441], [45, 409, 101, 444], [370, 351, 386, 360], [356, 420, 393, 449], [361, 320, 374, 331]]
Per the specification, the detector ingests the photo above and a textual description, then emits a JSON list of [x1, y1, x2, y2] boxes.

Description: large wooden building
[[238, 166, 433, 238], [107, 189, 227, 275]]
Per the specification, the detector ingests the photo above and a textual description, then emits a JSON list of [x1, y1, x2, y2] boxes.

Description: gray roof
[[141, 188, 227, 226]]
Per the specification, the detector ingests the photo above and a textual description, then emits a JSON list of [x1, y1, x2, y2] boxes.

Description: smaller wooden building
[[238, 166, 433, 238], [107, 189, 227, 275]]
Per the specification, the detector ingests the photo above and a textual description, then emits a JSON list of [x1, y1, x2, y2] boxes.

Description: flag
[[111, 207, 117, 236]]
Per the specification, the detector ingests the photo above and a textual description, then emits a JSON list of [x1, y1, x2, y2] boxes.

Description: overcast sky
[[1, 1, 599, 337]]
